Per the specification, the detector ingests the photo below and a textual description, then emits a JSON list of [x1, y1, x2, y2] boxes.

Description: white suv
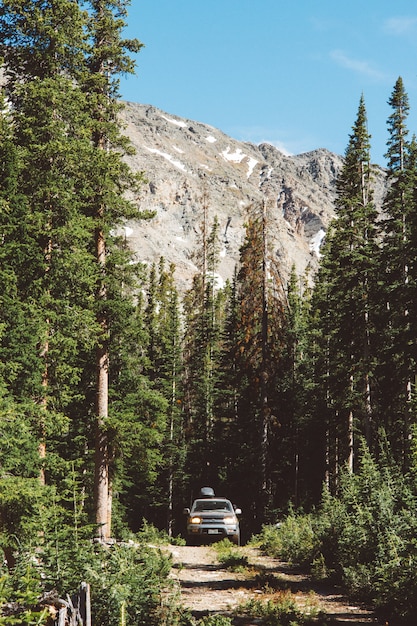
[[184, 497, 241, 545]]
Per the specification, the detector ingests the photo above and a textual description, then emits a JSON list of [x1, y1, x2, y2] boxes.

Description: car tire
[[231, 533, 240, 546]]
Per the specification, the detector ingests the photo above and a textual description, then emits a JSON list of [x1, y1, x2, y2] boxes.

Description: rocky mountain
[[120, 102, 384, 292]]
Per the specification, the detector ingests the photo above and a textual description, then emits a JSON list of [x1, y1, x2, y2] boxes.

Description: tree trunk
[[260, 200, 270, 511], [94, 225, 110, 541], [348, 407, 354, 474]]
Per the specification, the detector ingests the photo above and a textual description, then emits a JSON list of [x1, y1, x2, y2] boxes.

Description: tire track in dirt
[[167, 545, 380, 625]]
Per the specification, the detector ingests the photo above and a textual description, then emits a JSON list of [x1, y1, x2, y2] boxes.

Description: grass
[[211, 539, 328, 626], [234, 591, 324, 626], [211, 539, 250, 572]]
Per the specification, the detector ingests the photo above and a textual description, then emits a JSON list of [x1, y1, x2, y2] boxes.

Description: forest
[[1, 0, 417, 625]]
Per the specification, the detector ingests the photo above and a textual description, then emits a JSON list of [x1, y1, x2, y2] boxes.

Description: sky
[[120, 0, 417, 166]]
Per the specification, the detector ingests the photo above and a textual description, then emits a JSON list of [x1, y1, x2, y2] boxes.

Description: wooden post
[[58, 605, 67, 626], [80, 582, 91, 626]]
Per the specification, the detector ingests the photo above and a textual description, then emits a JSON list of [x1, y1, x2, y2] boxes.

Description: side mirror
[[183, 507, 190, 515], [234, 508, 242, 515]]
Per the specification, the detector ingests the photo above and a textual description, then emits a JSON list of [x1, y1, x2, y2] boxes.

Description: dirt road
[[167, 544, 379, 625]]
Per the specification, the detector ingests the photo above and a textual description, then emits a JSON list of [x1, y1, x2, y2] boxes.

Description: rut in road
[[167, 544, 379, 625]]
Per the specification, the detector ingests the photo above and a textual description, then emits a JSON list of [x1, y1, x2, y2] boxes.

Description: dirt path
[[167, 545, 380, 625]]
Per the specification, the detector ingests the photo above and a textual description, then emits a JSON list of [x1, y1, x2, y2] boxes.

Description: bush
[[212, 539, 249, 572], [88, 542, 175, 626], [235, 590, 319, 626], [257, 442, 417, 623], [196, 616, 233, 626], [0, 485, 181, 626], [257, 514, 319, 566], [252, 524, 282, 556]]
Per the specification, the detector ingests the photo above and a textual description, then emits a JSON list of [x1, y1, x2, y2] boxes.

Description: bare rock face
[[120, 102, 381, 291]]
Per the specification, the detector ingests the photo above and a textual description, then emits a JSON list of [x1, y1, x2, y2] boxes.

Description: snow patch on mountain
[[310, 228, 326, 256], [144, 146, 189, 173], [221, 147, 246, 163], [247, 157, 258, 179], [160, 114, 187, 128]]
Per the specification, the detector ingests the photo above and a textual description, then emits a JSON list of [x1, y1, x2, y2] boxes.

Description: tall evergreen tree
[[182, 214, 226, 494], [308, 96, 378, 486], [0, 0, 146, 539], [82, 0, 144, 540], [0, 89, 32, 394], [145, 259, 184, 534], [220, 201, 287, 531], [378, 78, 416, 465], [284, 265, 313, 506], [0, 0, 99, 486]]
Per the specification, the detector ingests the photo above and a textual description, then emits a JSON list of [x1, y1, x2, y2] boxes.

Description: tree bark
[[94, 225, 110, 541]]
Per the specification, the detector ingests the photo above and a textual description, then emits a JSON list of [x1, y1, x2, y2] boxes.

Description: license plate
[[208, 529, 219, 534]]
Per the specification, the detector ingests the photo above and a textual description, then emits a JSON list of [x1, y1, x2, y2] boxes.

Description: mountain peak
[[120, 102, 344, 291]]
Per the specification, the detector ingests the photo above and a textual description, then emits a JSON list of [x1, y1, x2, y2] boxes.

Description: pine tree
[[140, 259, 184, 532], [82, 0, 144, 540], [406, 137, 417, 413], [0, 0, 146, 538], [154, 260, 184, 535], [221, 200, 287, 530], [0, 89, 31, 392], [378, 78, 416, 465], [0, 0, 99, 486], [308, 96, 379, 484], [182, 214, 225, 493], [385, 77, 409, 173], [284, 265, 313, 506]]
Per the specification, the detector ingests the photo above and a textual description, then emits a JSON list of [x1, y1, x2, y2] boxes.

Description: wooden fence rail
[[53, 582, 91, 626]]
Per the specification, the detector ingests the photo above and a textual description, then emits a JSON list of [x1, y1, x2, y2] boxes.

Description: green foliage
[[88, 542, 174, 626], [259, 443, 417, 623], [0, 477, 46, 555], [1, 538, 177, 626], [136, 519, 173, 545], [0, 396, 41, 477], [235, 592, 318, 626], [0, 561, 50, 625], [212, 539, 249, 571], [196, 616, 233, 626], [256, 515, 318, 566], [0, 493, 179, 625]]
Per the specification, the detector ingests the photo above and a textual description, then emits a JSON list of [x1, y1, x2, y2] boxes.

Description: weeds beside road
[[167, 541, 378, 625]]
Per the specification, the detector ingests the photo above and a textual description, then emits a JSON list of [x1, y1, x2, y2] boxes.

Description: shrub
[[88, 542, 175, 626], [253, 524, 282, 556], [258, 514, 319, 566], [196, 616, 233, 626], [0, 484, 180, 626], [212, 539, 249, 572], [235, 590, 318, 626], [257, 441, 417, 623]]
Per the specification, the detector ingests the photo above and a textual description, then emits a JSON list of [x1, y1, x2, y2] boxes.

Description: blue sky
[[120, 0, 417, 165]]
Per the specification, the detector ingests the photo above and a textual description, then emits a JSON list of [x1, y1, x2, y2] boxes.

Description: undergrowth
[[254, 440, 417, 624], [234, 590, 322, 626], [211, 539, 249, 572]]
